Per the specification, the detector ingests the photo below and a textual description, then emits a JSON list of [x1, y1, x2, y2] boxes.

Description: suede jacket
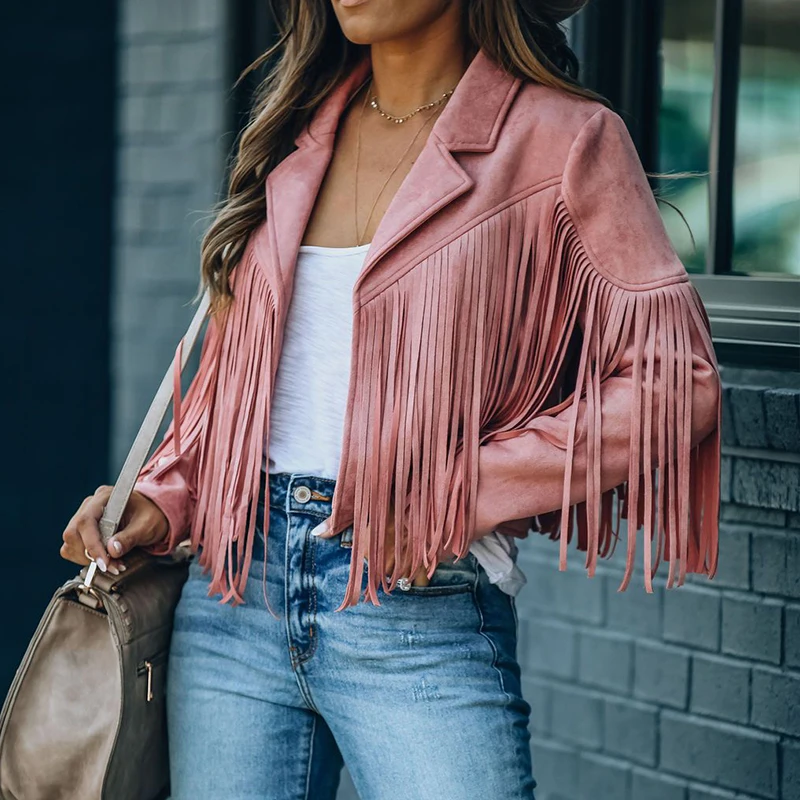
[[134, 46, 722, 608]]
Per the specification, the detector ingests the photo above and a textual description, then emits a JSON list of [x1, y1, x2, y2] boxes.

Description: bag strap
[[98, 291, 211, 544]]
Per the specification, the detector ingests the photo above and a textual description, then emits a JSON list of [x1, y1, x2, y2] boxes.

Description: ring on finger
[[84, 547, 95, 563]]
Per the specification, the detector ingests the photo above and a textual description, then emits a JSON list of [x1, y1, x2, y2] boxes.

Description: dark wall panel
[[0, 2, 116, 692]]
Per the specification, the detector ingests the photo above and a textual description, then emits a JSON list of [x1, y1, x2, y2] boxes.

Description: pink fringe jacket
[[134, 47, 722, 608]]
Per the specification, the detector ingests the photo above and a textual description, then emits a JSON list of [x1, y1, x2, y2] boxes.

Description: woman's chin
[[338, 23, 387, 46]]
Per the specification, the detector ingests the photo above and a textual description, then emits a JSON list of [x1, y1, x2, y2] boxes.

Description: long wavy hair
[[201, 0, 601, 312]]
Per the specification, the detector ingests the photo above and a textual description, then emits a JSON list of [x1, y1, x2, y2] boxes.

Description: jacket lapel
[[260, 46, 522, 302], [355, 48, 522, 294], [260, 54, 372, 302]]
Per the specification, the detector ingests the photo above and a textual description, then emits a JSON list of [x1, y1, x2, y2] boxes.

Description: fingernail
[[117, 563, 127, 572], [310, 519, 329, 537], [96, 557, 108, 573], [108, 564, 120, 576], [109, 540, 122, 556]]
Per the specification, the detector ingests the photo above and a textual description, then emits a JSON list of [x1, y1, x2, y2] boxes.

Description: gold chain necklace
[[369, 85, 455, 124], [354, 80, 448, 246]]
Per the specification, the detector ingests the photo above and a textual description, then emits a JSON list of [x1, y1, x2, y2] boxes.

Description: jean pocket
[[385, 553, 478, 597]]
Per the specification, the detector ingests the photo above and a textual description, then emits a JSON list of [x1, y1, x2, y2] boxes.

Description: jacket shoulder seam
[[561, 184, 690, 293]]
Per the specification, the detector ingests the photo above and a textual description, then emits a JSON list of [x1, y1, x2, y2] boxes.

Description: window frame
[[570, 0, 800, 369]]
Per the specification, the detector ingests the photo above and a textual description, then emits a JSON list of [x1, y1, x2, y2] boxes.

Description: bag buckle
[[75, 551, 105, 609]]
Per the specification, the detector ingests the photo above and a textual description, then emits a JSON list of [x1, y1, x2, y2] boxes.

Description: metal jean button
[[293, 485, 312, 503]]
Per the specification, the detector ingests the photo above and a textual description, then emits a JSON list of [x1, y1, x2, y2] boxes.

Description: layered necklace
[[353, 78, 457, 246]]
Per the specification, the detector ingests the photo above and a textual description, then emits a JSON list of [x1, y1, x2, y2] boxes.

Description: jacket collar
[[260, 46, 522, 301], [297, 46, 520, 152]]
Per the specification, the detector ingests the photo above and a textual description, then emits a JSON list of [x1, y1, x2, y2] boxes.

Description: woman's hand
[[60, 485, 169, 575], [312, 502, 429, 587]]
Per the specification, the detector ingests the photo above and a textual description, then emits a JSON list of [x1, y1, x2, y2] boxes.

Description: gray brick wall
[[112, 0, 231, 469], [518, 369, 800, 800]]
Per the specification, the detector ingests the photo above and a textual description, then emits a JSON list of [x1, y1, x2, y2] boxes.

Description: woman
[[61, 0, 721, 797]]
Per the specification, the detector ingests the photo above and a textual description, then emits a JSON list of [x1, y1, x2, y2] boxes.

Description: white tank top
[[266, 242, 526, 596]]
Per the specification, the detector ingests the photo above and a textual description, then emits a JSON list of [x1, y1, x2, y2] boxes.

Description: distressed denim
[[165, 471, 537, 799]]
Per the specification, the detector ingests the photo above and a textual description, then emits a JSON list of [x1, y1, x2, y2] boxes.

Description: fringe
[[140, 190, 719, 609], [140, 237, 278, 605], [329, 191, 719, 606]]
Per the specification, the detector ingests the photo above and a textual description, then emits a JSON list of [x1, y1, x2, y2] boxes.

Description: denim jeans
[[165, 471, 537, 799]]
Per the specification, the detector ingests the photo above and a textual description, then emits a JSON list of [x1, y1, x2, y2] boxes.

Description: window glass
[[733, 1, 800, 276], [658, 1, 716, 274]]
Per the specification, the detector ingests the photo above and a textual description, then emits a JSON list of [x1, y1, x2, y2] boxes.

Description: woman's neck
[[367, 24, 471, 114]]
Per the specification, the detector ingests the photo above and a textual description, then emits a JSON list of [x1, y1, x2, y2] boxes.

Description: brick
[[182, 0, 225, 33], [752, 530, 800, 598], [722, 369, 800, 391], [128, 143, 201, 184], [120, 94, 160, 136], [551, 567, 606, 626], [720, 455, 733, 503], [604, 698, 658, 767], [787, 605, 800, 669], [790, 512, 800, 530], [517, 557, 605, 626], [152, 91, 193, 135], [523, 619, 577, 680], [516, 560, 558, 618], [529, 737, 579, 800], [660, 712, 779, 797], [633, 641, 690, 710], [720, 504, 786, 527], [578, 630, 633, 695], [521, 677, 551, 737], [631, 769, 687, 800], [150, 192, 193, 234], [578, 753, 631, 800], [721, 385, 737, 447], [173, 39, 225, 84], [550, 684, 604, 750], [721, 595, 782, 664], [181, 89, 225, 136], [517, 617, 532, 666], [732, 459, 800, 513], [751, 667, 800, 736], [690, 653, 750, 724], [119, 0, 173, 40], [115, 193, 150, 237], [763, 388, 800, 453], [605, 575, 662, 639], [116, 243, 188, 285], [783, 740, 800, 800], [147, 1, 185, 36], [688, 788, 749, 800], [120, 42, 170, 86], [711, 524, 750, 590], [663, 586, 720, 651], [730, 386, 769, 448]]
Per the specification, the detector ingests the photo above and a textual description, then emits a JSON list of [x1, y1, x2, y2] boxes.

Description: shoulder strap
[[99, 291, 212, 543]]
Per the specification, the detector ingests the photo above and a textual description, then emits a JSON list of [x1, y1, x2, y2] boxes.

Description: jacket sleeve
[[474, 106, 721, 591], [133, 313, 220, 556]]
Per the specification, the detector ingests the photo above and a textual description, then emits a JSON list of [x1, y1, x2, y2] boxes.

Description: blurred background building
[[1, 1, 798, 798]]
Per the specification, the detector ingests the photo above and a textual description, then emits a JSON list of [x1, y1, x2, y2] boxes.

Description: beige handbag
[[0, 292, 211, 800]]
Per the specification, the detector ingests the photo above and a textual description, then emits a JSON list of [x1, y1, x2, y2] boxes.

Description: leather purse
[[0, 292, 211, 800]]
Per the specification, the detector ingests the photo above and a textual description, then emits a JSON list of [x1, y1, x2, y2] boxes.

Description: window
[[733, 0, 799, 278], [658, 1, 714, 274], [572, 0, 800, 368]]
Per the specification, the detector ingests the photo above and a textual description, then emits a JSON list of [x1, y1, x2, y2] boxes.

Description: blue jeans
[[166, 471, 537, 799]]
